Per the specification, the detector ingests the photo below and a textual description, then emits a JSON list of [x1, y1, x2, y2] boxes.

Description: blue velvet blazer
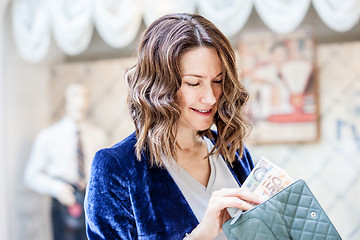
[[85, 132, 254, 239]]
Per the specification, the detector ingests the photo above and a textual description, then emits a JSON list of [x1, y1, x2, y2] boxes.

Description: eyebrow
[[183, 72, 223, 79]]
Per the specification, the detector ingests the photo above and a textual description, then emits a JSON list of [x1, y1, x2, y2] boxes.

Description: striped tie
[[77, 130, 85, 187]]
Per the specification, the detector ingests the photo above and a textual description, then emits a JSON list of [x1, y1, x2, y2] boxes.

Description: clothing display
[[51, 186, 87, 240], [24, 117, 107, 240], [24, 117, 107, 198], [76, 130, 86, 184], [85, 131, 254, 239]]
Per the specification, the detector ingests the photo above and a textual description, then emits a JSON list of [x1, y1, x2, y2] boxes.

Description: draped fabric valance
[[11, 0, 360, 63]]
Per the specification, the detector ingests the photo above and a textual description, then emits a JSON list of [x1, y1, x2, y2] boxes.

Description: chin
[[195, 123, 213, 131]]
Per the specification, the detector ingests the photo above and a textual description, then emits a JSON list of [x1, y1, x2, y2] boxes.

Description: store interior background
[[1, 1, 360, 240]]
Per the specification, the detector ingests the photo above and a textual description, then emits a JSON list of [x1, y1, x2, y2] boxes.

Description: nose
[[200, 84, 217, 105]]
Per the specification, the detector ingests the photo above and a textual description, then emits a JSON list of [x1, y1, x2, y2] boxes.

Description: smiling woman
[[85, 13, 259, 240], [126, 13, 250, 166], [177, 47, 223, 132]]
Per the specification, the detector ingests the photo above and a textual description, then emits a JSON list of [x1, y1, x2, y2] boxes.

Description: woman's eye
[[186, 82, 199, 87], [213, 80, 222, 84]]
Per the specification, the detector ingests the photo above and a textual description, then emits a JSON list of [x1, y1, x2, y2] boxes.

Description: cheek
[[177, 88, 196, 106], [214, 87, 223, 100], [176, 89, 187, 109]]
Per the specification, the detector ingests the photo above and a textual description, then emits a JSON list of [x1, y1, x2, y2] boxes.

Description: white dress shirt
[[24, 117, 107, 198]]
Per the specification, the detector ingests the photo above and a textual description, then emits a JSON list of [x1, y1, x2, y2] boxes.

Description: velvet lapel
[[127, 146, 199, 238]]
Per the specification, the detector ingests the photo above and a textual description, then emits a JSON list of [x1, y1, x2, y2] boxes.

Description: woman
[[85, 13, 259, 240]]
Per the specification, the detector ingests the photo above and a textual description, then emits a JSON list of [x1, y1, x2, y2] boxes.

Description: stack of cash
[[240, 157, 294, 202], [228, 157, 294, 223]]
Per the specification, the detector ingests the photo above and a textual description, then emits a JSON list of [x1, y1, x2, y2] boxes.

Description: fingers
[[237, 190, 263, 206], [191, 187, 258, 239], [211, 188, 262, 206], [210, 196, 253, 211]]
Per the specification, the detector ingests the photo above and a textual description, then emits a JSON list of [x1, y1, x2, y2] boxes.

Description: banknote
[[241, 157, 294, 201], [228, 157, 294, 223]]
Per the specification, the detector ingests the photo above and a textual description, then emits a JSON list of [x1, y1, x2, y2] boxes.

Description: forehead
[[180, 47, 222, 76]]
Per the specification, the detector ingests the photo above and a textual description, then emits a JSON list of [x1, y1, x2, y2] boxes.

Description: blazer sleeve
[[85, 149, 137, 239]]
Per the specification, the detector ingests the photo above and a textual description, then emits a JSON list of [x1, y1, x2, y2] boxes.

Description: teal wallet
[[223, 179, 341, 240]]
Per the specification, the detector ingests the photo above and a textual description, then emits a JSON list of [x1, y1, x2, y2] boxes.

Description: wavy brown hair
[[126, 13, 250, 166]]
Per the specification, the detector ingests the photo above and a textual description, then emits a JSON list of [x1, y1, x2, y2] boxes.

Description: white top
[[24, 117, 107, 198], [163, 137, 240, 240]]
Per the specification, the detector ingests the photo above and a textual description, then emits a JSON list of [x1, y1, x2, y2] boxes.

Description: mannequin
[[24, 83, 107, 240]]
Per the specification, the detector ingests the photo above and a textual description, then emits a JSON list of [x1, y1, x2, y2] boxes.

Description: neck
[[175, 126, 210, 186], [175, 126, 202, 151]]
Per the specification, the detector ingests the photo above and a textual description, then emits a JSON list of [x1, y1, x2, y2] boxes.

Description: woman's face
[[176, 47, 223, 132]]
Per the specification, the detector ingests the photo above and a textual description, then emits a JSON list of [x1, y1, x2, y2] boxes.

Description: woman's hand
[[188, 188, 261, 240]]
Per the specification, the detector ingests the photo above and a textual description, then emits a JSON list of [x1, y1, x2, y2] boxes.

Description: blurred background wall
[[0, 2, 9, 240], [1, 1, 360, 240]]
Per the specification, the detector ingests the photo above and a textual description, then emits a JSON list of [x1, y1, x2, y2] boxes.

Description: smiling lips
[[191, 108, 213, 116]]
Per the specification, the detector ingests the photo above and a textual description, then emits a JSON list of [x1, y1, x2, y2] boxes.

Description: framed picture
[[237, 27, 319, 144]]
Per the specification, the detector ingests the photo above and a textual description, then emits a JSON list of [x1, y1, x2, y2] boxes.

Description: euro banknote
[[228, 157, 294, 223], [240, 156, 294, 202]]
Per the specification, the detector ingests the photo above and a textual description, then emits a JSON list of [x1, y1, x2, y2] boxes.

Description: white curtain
[[255, 0, 311, 34], [49, 0, 93, 55], [93, 0, 142, 48], [313, 0, 360, 32], [10, 0, 360, 62], [198, 0, 253, 37], [142, 0, 196, 26], [11, 0, 50, 63]]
